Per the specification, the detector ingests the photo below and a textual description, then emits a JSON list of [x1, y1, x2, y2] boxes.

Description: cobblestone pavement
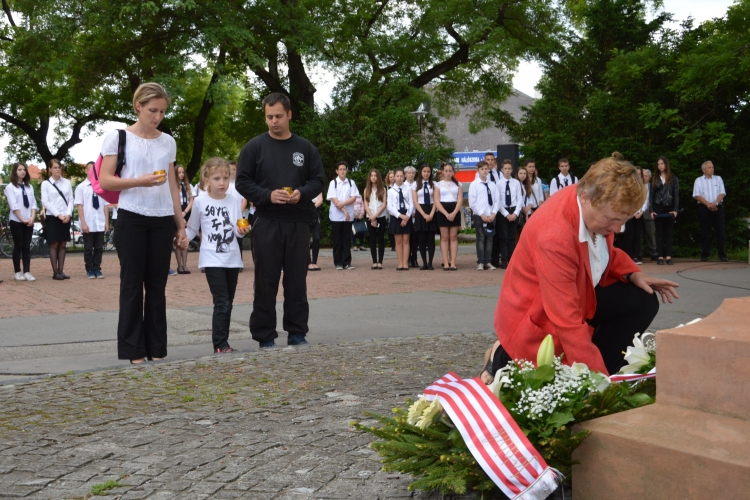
[[0, 249, 741, 319], [0, 333, 501, 499]]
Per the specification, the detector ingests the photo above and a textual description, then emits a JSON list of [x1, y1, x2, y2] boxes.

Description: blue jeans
[[474, 215, 493, 265]]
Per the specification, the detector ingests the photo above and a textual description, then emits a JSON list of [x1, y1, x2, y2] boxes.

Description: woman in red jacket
[[487, 158, 679, 377]]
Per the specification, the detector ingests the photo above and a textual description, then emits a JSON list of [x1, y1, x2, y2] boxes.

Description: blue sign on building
[[451, 151, 493, 169]]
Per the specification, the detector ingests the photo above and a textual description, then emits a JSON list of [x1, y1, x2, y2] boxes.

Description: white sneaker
[[344, 265, 356, 270], [23, 272, 35, 281], [14, 272, 25, 281], [485, 264, 496, 270], [477, 264, 484, 271]]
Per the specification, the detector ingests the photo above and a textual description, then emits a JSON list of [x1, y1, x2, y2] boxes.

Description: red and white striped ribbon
[[609, 367, 656, 383], [423, 372, 561, 500]]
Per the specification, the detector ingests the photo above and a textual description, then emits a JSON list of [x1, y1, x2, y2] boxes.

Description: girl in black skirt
[[41, 159, 74, 280], [434, 163, 463, 270], [387, 169, 414, 270], [411, 163, 437, 269]]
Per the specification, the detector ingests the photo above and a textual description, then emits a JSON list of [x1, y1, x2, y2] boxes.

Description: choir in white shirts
[[327, 177, 360, 221], [5, 182, 38, 223], [387, 184, 414, 218], [692, 175, 726, 205], [74, 180, 107, 232], [497, 176, 523, 216], [468, 179, 500, 216], [549, 173, 577, 196], [41, 177, 74, 218]]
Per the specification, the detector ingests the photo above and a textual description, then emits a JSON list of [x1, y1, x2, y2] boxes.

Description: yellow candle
[[282, 186, 293, 195], [237, 218, 250, 228]]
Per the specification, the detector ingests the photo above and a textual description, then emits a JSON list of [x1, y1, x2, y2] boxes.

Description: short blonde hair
[[201, 157, 231, 193], [577, 158, 646, 214], [133, 82, 171, 114]]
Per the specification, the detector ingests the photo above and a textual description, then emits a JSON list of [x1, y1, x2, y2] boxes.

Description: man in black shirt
[[236, 93, 325, 348]]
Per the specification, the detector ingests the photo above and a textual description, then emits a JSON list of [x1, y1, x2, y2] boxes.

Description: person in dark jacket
[[650, 156, 679, 265]]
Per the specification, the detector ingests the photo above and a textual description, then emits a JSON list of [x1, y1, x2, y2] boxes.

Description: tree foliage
[[496, 0, 750, 252]]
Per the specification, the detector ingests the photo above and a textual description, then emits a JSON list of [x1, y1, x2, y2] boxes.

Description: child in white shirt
[[186, 158, 249, 354]]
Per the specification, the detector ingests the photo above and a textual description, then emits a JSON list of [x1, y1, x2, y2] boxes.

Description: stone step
[[573, 403, 750, 499], [656, 296, 750, 420]]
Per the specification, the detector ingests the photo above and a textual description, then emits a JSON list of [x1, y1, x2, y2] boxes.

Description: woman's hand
[[174, 228, 189, 250], [425, 214, 433, 222], [400, 218, 408, 227], [140, 173, 168, 188], [651, 212, 656, 218], [237, 225, 250, 236], [446, 212, 455, 222], [670, 211, 678, 219]]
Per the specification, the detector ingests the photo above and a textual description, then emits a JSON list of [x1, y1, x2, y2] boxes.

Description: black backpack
[[553, 174, 577, 190]]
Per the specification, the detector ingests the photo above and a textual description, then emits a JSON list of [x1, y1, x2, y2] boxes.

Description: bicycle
[[0, 217, 13, 258], [104, 228, 116, 251]]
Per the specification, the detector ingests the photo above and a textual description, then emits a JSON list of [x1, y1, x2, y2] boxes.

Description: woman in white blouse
[[363, 169, 387, 269], [41, 159, 74, 280], [434, 163, 463, 271], [98, 82, 188, 364], [4, 163, 38, 281]]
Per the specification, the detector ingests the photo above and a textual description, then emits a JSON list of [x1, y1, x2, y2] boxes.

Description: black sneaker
[[259, 340, 276, 349], [288, 334, 309, 346]]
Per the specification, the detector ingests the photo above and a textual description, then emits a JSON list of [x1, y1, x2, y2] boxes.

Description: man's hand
[[271, 189, 291, 204], [508, 213, 517, 222], [288, 189, 301, 204], [481, 215, 489, 223], [630, 272, 680, 304], [81, 222, 89, 234]]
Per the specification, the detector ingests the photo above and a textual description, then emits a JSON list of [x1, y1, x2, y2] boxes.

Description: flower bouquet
[[353, 334, 657, 496]]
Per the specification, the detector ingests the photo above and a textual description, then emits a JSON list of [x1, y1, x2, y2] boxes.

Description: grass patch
[[90, 480, 121, 496], [182, 395, 195, 402]]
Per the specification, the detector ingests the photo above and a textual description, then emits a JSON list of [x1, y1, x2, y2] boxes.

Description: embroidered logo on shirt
[[292, 152, 305, 167]]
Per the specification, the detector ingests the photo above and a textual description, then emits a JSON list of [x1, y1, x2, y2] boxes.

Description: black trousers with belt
[[114, 210, 174, 360], [250, 217, 310, 343], [698, 204, 726, 259], [330, 220, 352, 267], [492, 281, 659, 376]]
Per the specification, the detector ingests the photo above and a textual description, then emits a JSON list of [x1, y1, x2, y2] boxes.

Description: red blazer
[[494, 185, 640, 375]]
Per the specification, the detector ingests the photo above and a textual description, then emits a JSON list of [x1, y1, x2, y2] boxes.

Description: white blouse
[[41, 177, 74, 217], [436, 180, 462, 203], [387, 185, 414, 218], [530, 177, 544, 204], [368, 189, 384, 218], [4, 183, 38, 222], [412, 181, 435, 205], [100, 130, 177, 217]]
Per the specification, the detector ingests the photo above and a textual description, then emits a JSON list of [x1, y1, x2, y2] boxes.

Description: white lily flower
[[571, 362, 589, 377], [619, 333, 651, 374], [489, 368, 513, 399], [590, 372, 611, 393]]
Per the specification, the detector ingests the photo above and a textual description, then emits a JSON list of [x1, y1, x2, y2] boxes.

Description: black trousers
[[250, 217, 310, 343], [309, 219, 321, 264], [490, 222, 502, 265], [473, 215, 493, 265], [653, 203, 675, 257], [114, 210, 175, 360], [498, 211, 518, 264], [368, 217, 387, 264], [83, 231, 104, 272], [205, 267, 240, 350], [624, 217, 644, 260], [409, 226, 418, 265], [330, 220, 353, 267], [493, 281, 659, 376], [9, 220, 33, 273], [698, 204, 726, 259], [417, 231, 436, 266]]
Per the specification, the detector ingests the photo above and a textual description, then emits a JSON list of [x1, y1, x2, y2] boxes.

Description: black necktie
[[92, 192, 99, 210], [484, 182, 493, 206], [181, 184, 187, 205], [490, 170, 495, 183], [564, 177, 569, 187], [398, 188, 406, 214], [423, 184, 430, 205], [21, 185, 29, 208], [505, 181, 511, 207]]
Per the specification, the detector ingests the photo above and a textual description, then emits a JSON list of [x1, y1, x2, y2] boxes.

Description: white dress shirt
[[530, 176, 544, 203], [692, 175, 726, 205], [497, 177, 523, 216], [368, 189, 385, 218], [41, 177, 74, 217], [435, 180, 462, 202], [387, 184, 414, 218], [549, 173, 576, 196], [74, 179, 108, 232], [4, 183, 38, 222], [474, 168, 500, 184], [577, 196, 610, 287], [326, 177, 360, 222], [100, 130, 177, 217], [412, 181, 435, 205], [468, 179, 500, 216]]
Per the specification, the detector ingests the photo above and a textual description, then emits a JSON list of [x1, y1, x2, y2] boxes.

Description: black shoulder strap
[[48, 179, 68, 204], [115, 129, 127, 176]]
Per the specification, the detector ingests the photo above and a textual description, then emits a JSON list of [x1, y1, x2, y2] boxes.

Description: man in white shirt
[[327, 161, 359, 269], [75, 162, 109, 278], [693, 161, 727, 262], [475, 152, 500, 184], [549, 158, 578, 196], [496, 160, 523, 268], [469, 161, 500, 270]]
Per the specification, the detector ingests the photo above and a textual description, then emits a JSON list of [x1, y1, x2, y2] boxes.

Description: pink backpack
[[89, 130, 126, 204], [353, 195, 364, 219]]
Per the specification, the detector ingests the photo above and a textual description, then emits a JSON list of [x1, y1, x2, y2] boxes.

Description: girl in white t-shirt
[[186, 158, 249, 354], [434, 163, 463, 270]]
